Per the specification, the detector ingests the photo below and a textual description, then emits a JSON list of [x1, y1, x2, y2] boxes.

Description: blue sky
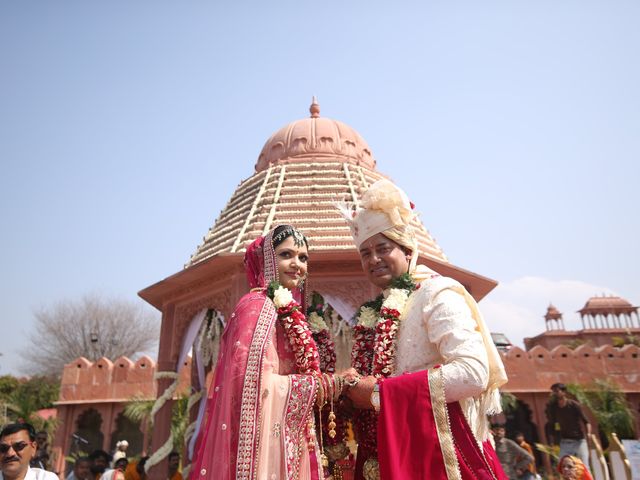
[[1, 2, 639, 375]]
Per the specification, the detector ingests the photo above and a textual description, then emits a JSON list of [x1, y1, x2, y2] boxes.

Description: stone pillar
[[148, 304, 177, 480], [103, 402, 117, 452]]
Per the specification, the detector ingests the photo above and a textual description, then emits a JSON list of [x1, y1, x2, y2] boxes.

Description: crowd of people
[[0, 423, 182, 480]]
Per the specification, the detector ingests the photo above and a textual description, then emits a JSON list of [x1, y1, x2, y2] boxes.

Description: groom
[[341, 179, 508, 480]]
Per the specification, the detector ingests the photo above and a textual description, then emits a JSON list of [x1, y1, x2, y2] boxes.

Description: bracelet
[[316, 374, 326, 408], [344, 373, 361, 388], [334, 374, 345, 399]]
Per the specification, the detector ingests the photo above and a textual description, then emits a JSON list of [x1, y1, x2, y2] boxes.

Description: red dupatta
[[377, 368, 507, 480], [190, 228, 320, 480]]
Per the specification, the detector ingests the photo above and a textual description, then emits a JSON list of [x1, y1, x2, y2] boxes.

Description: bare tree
[[25, 294, 160, 377]]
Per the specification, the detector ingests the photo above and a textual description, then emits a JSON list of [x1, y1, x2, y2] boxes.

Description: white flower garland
[[307, 311, 328, 332], [356, 306, 378, 329], [272, 285, 294, 308], [355, 289, 412, 328], [383, 288, 410, 312], [145, 371, 180, 473]]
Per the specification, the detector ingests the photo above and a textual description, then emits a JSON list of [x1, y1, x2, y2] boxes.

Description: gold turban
[[340, 179, 419, 271]]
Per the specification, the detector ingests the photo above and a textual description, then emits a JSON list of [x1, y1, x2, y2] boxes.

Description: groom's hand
[[346, 375, 377, 409]]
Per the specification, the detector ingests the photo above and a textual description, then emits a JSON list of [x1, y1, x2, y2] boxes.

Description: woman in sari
[[558, 455, 593, 480], [190, 225, 346, 480]]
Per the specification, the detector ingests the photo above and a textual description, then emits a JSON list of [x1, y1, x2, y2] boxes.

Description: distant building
[[524, 296, 640, 350]]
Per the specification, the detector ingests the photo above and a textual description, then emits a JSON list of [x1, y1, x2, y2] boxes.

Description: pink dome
[[255, 98, 376, 172]]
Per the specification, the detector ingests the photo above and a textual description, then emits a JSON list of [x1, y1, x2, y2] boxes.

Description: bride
[[190, 225, 348, 480]]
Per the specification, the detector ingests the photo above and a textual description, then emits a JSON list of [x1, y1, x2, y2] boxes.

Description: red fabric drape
[[377, 370, 507, 480]]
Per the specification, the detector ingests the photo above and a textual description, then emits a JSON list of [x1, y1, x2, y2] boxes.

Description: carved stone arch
[[312, 279, 372, 319], [73, 407, 104, 453], [172, 289, 232, 363], [596, 344, 620, 359], [528, 345, 550, 361], [504, 396, 542, 470], [550, 345, 574, 359], [109, 409, 144, 457]]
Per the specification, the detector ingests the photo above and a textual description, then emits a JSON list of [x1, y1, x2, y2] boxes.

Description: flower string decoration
[[306, 292, 349, 458], [350, 273, 419, 464], [307, 292, 337, 374], [268, 281, 320, 375]]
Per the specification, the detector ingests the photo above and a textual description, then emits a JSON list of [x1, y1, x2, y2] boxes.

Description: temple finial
[[310, 96, 320, 118]]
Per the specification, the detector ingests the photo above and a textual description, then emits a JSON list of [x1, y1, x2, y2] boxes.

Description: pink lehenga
[[190, 228, 324, 480]]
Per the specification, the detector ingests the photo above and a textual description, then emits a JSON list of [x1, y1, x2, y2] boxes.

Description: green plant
[[566, 339, 586, 349], [534, 442, 560, 461], [123, 394, 190, 452], [500, 391, 518, 414], [612, 335, 640, 348], [1, 376, 59, 438]]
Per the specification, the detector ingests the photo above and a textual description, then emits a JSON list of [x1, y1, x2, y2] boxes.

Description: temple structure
[[136, 99, 497, 478]]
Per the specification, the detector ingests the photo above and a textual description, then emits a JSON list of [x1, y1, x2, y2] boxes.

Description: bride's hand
[[338, 368, 361, 390]]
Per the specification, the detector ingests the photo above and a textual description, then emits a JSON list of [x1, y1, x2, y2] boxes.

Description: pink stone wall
[[52, 356, 192, 476]]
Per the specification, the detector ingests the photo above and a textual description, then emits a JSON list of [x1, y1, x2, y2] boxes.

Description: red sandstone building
[[51, 102, 640, 477]]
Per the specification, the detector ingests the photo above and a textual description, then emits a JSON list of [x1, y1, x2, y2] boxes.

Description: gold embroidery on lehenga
[[235, 299, 276, 480]]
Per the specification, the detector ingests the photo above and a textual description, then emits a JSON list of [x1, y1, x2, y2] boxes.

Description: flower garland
[[267, 281, 321, 374], [307, 292, 337, 374], [352, 273, 418, 378], [305, 293, 350, 462], [350, 273, 419, 469]]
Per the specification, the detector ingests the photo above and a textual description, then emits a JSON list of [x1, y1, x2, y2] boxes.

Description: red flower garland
[[352, 325, 375, 376], [276, 301, 321, 375], [371, 307, 401, 377], [350, 276, 420, 466], [313, 329, 336, 374]]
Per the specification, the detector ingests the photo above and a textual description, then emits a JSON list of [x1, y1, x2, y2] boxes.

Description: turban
[[339, 179, 419, 271]]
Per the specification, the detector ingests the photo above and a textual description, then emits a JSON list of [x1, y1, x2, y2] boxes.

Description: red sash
[[377, 369, 507, 480]]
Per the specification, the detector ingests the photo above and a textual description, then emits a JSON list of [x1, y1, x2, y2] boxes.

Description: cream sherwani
[[395, 265, 504, 441]]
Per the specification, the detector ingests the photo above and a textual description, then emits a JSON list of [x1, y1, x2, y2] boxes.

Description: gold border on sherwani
[[428, 367, 462, 480], [236, 298, 277, 480]]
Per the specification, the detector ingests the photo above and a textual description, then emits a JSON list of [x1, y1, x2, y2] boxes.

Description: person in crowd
[[0, 423, 58, 480], [514, 432, 536, 478], [546, 383, 591, 472], [558, 455, 593, 480], [101, 458, 127, 480], [29, 432, 49, 471], [124, 457, 147, 480], [340, 179, 509, 479], [111, 441, 128, 467], [66, 458, 91, 480], [88, 450, 111, 480], [167, 452, 181, 480], [492, 425, 534, 479]]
